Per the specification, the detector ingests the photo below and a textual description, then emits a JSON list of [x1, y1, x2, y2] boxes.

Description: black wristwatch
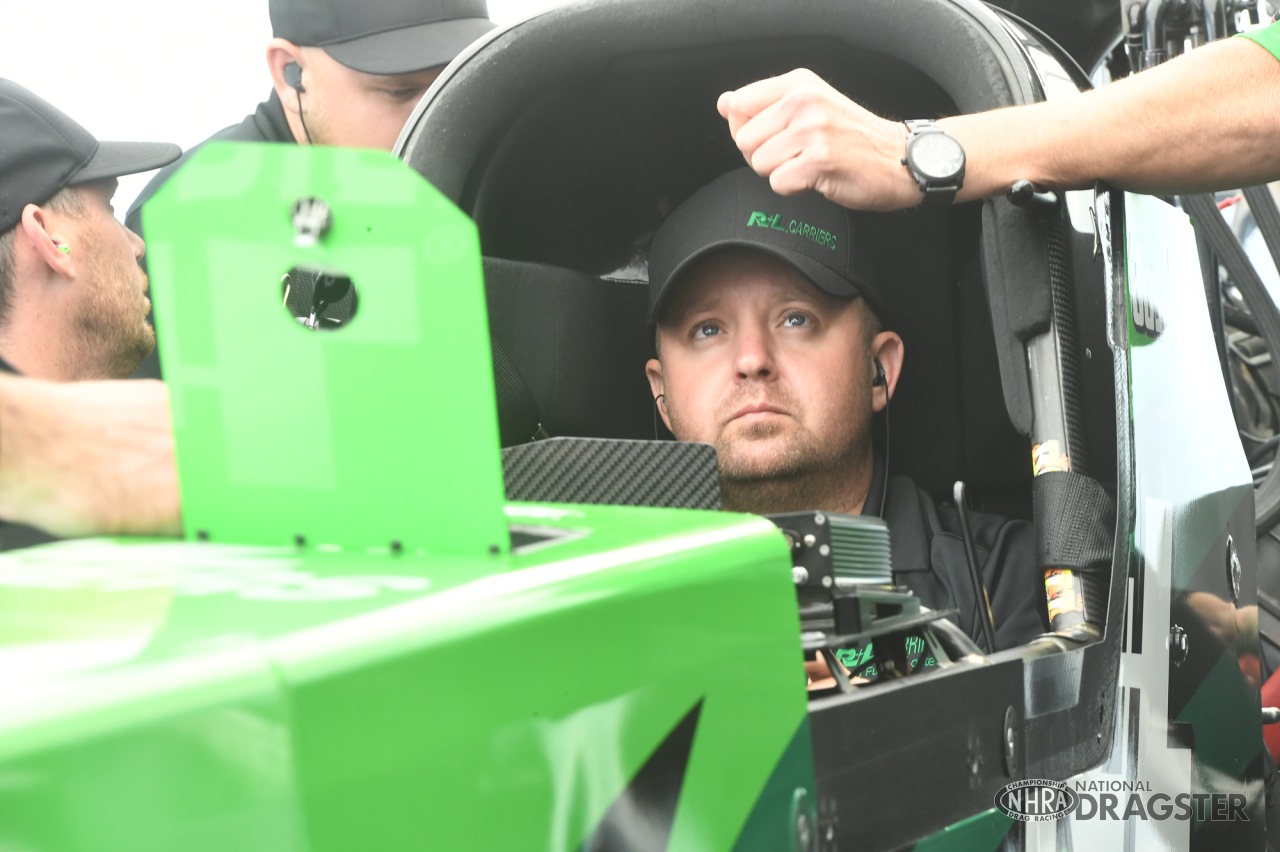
[[901, 119, 966, 206]]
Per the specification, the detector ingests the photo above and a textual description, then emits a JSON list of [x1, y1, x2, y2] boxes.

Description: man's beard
[[667, 394, 871, 515], [69, 239, 155, 379]]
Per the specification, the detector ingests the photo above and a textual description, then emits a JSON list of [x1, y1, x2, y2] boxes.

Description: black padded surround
[[402, 0, 1039, 204], [466, 37, 952, 276], [483, 258, 651, 439]]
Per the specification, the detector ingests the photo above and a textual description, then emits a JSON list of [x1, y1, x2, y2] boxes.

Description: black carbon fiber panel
[[503, 438, 721, 509]]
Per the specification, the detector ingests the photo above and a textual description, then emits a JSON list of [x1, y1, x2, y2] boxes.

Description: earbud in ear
[[284, 62, 305, 92], [872, 359, 886, 387], [55, 242, 70, 255], [652, 393, 668, 440]]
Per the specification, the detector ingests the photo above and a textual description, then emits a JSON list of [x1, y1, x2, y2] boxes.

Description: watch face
[[910, 132, 965, 180]]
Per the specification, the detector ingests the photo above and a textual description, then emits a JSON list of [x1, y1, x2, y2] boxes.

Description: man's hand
[[718, 69, 922, 212], [720, 38, 1280, 210], [0, 375, 181, 538]]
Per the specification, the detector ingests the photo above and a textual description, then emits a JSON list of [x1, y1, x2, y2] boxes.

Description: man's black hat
[[0, 79, 181, 236], [648, 167, 881, 322], [271, 0, 496, 75]]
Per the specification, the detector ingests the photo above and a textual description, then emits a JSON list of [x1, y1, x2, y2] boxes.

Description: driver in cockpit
[[644, 167, 1047, 665]]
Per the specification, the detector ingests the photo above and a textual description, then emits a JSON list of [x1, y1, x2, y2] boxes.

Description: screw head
[[792, 566, 810, 585], [290, 196, 333, 247], [790, 788, 816, 852], [1169, 624, 1189, 667], [795, 811, 812, 851]]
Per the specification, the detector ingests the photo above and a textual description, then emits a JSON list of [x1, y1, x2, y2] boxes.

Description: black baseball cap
[[0, 79, 181, 236], [271, 0, 496, 75], [648, 167, 881, 322]]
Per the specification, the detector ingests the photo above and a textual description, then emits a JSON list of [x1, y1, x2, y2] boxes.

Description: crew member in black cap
[[126, 0, 495, 234], [645, 167, 1044, 658], [0, 80, 180, 541], [0, 79, 180, 380]]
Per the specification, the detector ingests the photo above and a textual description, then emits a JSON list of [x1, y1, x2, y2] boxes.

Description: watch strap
[[902, 119, 964, 206]]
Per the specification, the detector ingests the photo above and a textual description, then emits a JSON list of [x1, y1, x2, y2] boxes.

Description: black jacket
[[125, 91, 295, 380], [878, 472, 1046, 651], [857, 452, 1046, 651], [125, 90, 294, 237]]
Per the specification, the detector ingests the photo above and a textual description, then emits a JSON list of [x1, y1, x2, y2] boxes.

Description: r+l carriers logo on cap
[[746, 211, 839, 251]]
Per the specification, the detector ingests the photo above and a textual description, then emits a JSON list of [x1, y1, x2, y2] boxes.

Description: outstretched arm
[[0, 375, 180, 538], [718, 32, 1280, 211]]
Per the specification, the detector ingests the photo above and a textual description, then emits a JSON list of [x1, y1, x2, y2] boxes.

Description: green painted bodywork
[[0, 147, 814, 851], [0, 505, 810, 850], [145, 143, 508, 557]]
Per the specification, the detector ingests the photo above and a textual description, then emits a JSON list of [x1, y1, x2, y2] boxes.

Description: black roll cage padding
[[1033, 470, 1118, 605], [981, 200, 1055, 433]]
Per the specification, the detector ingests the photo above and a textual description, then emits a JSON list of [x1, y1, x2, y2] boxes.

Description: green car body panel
[[0, 146, 813, 851]]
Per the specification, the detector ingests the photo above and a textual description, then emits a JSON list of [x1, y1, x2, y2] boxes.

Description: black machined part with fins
[[766, 511, 892, 608]]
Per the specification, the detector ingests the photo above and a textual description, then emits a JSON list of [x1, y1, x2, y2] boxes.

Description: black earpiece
[[872, 359, 886, 387], [284, 62, 315, 145], [284, 62, 305, 92]]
